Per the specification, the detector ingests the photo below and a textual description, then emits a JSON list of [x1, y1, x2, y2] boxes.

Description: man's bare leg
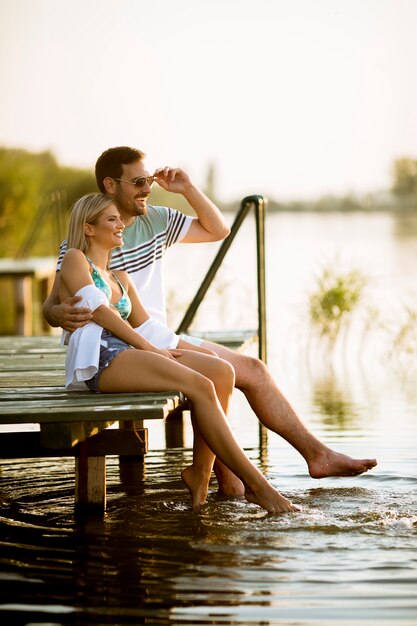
[[201, 341, 377, 480]]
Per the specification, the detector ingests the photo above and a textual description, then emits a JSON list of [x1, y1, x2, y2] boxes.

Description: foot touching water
[[308, 448, 377, 479], [245, 482, 302, 514], [181, 465, 211, 508]]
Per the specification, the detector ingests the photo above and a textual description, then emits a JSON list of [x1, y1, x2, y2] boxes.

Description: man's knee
[[233, 353, 268, 388], [201, 341, 268, 388], [204, 347, 219, 357]]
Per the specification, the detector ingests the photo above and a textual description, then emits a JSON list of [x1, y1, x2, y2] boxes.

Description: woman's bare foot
[[308, 448, 377, 479], [181, 465, 211, 508], [214, 463, 245, 497], [245, 482, 301, 514]]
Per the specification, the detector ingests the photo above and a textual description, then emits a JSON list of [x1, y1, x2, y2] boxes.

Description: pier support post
[[75, 442, 106, 514]]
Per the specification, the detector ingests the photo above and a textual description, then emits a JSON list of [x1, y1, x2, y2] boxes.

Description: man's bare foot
[[181, 465, 211, 508], [214, 463, 245, 497], [308, 449, 377, 479], [245, 482, 301, 514]]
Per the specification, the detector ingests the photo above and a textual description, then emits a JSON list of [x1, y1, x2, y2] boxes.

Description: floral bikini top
[[86, 257, 132, 320]]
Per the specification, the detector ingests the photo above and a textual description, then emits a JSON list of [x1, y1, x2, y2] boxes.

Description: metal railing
[[16, 190, 67, 259], [176, 194, 268, 364]]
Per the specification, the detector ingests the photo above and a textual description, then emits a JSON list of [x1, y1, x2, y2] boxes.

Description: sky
[[0, 0, 416, 202]]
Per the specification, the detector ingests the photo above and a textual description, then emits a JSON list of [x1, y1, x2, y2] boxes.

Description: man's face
[[110, 159, 153, 220]]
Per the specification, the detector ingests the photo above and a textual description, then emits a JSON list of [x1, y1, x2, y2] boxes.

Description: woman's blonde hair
[[67, 193, 115, 253]]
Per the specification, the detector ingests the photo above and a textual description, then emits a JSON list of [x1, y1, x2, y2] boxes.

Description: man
[[43, 147, 377, 495]]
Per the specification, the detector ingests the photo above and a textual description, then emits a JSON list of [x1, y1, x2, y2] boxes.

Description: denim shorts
[[85, 329, 133, 392]]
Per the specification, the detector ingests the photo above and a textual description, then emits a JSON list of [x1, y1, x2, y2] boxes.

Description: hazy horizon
[[1, 0, 416, 202]]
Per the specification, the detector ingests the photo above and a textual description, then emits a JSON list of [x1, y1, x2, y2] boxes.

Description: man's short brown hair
[[95, 147, 146, 193]]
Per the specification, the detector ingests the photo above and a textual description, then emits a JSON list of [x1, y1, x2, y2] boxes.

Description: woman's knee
[[208, 357, 235, 391], [220, 359, 236, 389], [191, 372, 217, 402]]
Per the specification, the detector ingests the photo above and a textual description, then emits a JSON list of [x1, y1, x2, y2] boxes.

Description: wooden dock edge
[[0, 330, 255, 514]]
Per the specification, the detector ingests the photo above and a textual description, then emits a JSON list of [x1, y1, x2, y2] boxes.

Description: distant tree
[[0, 147, 95, 257], [391, 157, 417, 196]]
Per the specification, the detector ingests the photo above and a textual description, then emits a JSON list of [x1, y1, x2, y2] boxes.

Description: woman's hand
[[149, 347, 183, 360]]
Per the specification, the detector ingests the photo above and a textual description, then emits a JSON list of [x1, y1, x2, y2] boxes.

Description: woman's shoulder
[[61, 248, 89, 267]]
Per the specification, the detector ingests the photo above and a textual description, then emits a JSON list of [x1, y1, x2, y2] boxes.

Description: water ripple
[[0, 445, 416, 625]]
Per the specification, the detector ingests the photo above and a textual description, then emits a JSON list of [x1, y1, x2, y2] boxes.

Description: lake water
[[1, 211, 417, 625]]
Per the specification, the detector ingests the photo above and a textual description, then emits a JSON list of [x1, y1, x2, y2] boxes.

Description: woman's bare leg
[[176, 346, 245, 498], [174, 350, 244, 505], [101, 350, 217, 507], [98, 350, 300, 514]]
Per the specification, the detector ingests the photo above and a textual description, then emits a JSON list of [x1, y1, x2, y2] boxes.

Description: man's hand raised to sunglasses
[[152, 167, 193, 194]]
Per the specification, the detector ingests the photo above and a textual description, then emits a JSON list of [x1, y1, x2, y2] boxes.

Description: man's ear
[[102, 176, 116, 194]]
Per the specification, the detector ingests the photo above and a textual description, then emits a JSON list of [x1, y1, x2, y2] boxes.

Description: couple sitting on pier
[[43, 146, 377, 514]]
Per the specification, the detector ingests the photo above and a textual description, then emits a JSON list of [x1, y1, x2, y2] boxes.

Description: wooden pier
[[0, 332, 254, 515]]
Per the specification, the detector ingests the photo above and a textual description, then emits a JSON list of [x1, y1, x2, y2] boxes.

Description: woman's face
[[86, 204, 125, 249]]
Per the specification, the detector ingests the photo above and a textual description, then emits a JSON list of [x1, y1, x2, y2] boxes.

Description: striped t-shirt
[[57, 205, 192, 324]]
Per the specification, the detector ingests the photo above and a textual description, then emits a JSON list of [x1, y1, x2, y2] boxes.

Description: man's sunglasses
[[113, 176, 155, 188]]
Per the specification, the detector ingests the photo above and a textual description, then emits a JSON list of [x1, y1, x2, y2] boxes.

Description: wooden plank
[[0, 387, 180, 401], [0, 336, 63, 353], [0, 389, 183, 407], [0, 387, 180, 402], [0, 428, 147, 458], [0, 361, 65, 371], [0, 346, 64, 355], [40, 421, 114, 448], [0, 369, 65, 386], [0, 353, 65, 368], [83, 428, 148, 457], [0, 392, 184, 423], [0, 400, 177, 422], [0, 386, 69, 399]]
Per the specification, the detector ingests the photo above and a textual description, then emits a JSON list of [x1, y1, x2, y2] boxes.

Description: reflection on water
[[1, 436, 416, 625], [311, 375, 360, 430], [1, 212, 417, 624], [392, 212, 417, 238]]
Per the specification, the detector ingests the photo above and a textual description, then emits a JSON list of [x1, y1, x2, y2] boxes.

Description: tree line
[[0, 147, 416, 259]]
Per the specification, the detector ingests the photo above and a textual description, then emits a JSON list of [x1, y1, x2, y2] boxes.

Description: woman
[[59, 193, 300, 514]]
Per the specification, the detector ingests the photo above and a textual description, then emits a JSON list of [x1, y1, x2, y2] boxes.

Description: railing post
[[176, 194, 269, 457], [176, 194, 267, 360], [253, 196, 269, 453], [176, 196, 253, 335], [255, 196, 267, 364]]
